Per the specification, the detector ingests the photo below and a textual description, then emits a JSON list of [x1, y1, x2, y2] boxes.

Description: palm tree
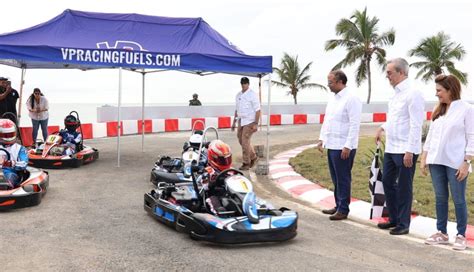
[[325, 8, 395, 104], [408, 32, 468, 84], [272, 53, 326, 104]]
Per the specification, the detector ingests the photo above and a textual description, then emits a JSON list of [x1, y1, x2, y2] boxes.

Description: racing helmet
[[189, 133, 203, 149], [207, 139, 232, 172], [64, 115, 79, 132], [0, 118, 17, 145]]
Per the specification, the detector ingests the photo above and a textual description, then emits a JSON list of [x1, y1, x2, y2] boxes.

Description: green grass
[[289, 137, 474, 225]]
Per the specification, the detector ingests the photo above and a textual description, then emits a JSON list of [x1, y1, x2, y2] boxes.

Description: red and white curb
[[269, 145, 474, 248]]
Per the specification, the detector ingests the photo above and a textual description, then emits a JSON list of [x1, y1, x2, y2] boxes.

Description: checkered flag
[[369, 144, 388, 219]]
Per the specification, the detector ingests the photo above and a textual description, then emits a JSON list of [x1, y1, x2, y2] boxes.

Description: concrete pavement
[[2, 124, 473, 271]]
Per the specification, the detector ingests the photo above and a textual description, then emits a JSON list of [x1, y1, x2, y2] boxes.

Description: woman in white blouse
[[421, 74, 473, 251], [26, 88, 49, 146]]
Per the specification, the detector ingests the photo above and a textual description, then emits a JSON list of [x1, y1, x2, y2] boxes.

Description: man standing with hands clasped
[[375, 58, 425, 235], [231, 77, 260, 171], [317, 70, 362, 220]]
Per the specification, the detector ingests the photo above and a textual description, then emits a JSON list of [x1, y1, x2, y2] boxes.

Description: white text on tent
[[60, 48, 181, 67]]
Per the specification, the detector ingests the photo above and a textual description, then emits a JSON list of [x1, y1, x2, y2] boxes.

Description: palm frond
[[445, 44, 466, 61], [374, 29, 396, 46], [446, 65, 468, 85], [325, 39, 359, 51], [409, 61, 430, 68], [335, 18, 363, 42], [414, 65, 433, 81], [271, 80, 289, 88], [373, 47, 387, 70], [300, 82, 327, 90], [331, 59, 348, 71], [296, 62, 313, 84], [355, 60, 368, 86], [421, 69, 436, 82]]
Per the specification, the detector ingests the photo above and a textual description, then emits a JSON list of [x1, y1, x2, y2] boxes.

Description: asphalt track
[[1, 124, 472, 271]]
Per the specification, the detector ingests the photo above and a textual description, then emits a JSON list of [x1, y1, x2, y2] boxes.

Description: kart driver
[[202, 139, 233, 215], [0, 119, 28, 189], [59, 114, 82, 156]]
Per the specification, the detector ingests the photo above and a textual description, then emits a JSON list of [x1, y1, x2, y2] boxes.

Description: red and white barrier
[[19, 112, 432, 147]]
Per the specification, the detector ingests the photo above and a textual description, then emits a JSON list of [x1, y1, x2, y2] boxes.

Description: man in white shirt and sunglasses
[[375, 58, 425, 235]]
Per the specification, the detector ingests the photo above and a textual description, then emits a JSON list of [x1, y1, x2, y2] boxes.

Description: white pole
[[117, 68, 122, 167], [141, 71, 145, 152], [258, 75, 262, 131], [265, 74, 272, 170], [17, 67, 26, 124]]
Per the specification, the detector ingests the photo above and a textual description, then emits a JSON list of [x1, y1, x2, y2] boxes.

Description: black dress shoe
[[390, 227, 409, 235], [322, 208, 337, 215], [329, 212, 348, 221], [377, 222, 396, 229]]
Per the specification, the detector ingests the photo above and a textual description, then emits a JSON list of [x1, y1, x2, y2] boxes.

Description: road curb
[[266, 144, 473, 248]]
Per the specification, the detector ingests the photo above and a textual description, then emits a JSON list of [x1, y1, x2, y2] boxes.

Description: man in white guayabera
[[375, 58, 425, 235], [231, 77, 260, 171], [317, 70, 362, 221]]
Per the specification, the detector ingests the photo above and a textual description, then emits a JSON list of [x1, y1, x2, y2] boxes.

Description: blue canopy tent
[[0, 9, 273, 168]]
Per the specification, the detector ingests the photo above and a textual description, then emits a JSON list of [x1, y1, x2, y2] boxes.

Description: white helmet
[[189, 133, 203, 148]]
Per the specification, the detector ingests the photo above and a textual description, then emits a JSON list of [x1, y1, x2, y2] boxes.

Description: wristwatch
[[464, 159, 472, 164]]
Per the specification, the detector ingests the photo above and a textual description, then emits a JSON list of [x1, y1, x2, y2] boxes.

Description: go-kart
[[27, 111, 99, 169], [0, 148, 49, 210], [144, 127, 298, 244], [150, 120, 210, 185]]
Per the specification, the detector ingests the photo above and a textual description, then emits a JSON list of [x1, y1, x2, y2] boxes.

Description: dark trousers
[[327, 149, 356, 215], [32, 118, 49, 143], [382, 153, 418, 229]]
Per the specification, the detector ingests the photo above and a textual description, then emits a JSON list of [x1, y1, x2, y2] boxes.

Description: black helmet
[[64, 115, 79, 131]]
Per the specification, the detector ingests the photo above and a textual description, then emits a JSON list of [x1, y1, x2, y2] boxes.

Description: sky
[[0, 0, 472, 105]]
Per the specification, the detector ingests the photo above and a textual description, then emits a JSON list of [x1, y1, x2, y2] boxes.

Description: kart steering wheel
[[214, 168, 244, 186], [0, 147, 11, 167]]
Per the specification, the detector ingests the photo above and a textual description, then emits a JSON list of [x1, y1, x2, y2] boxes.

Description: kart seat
[[171, 186, 197, 202], [18, 170, 30, 183], [0, 178, 10, 190], [153, 171, 186, 184], [0, 170, 30, 190]]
